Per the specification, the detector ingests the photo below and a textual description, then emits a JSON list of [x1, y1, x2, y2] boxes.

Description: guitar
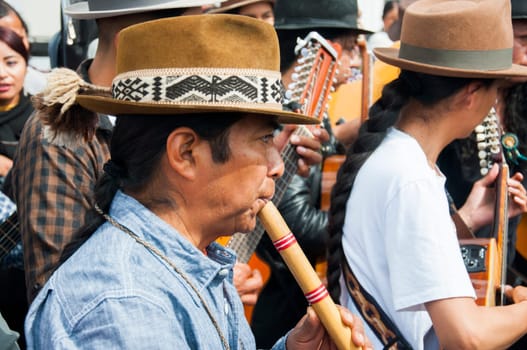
[[225, 31, 342, 263], [459, 108, 509, 306], [0, 211, 20, 260]]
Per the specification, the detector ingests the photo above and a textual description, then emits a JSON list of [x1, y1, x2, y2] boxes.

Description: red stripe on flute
[[272, 232, 297, 251], [305, 284, 329, 304]]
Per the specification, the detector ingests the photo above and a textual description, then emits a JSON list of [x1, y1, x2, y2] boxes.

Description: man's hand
[[274, 125, 330, 177], [0, 154, 12, 177], [233, 262, 263, 305], [286, 306, 373, 350]]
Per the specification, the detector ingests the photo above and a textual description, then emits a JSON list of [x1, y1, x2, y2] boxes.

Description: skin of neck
[[88, 43, 117, 87], [396, 100, 460, 167]]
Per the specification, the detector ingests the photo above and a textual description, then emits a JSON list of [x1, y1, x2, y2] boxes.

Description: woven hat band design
[[399, 44, 513, 71], [112, 68, 283, 109]]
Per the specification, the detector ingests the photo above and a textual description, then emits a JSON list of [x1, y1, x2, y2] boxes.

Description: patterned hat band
[[112, 67, 284, 110]]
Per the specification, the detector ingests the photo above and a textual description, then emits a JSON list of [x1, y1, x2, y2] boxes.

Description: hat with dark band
[[374, 0, 527, 78], [75, 14, 319, 125]]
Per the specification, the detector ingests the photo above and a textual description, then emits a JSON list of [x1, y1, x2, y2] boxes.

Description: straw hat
[[374, 0, 527, 78], [512, 0, 527, 20], [207, 0, 274, 14], [76, 14, 319, 125], [64, 0, 222, 20]]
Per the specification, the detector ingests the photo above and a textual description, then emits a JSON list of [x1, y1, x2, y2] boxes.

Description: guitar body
[[459, 238, 500, 306], [320, 155, 345, 211]]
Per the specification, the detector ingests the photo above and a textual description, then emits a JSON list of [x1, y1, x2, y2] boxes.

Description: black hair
[[382, 1, 398, 20], [326, 70, 494, 302], [0, 1, 28, 35], [60, 112, 242, 263], [0, 25, 28, 62]]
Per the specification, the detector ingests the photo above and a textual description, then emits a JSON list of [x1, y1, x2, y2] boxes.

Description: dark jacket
[[0, 93, 33, 160]]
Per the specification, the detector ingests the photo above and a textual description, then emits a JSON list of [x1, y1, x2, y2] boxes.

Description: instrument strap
[[341, 257, 413, 350]]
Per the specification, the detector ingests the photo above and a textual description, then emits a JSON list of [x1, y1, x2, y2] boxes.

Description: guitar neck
[[0, 211, 20, 260], [227, 126, 312, 263], [493, 162, 509, 305]]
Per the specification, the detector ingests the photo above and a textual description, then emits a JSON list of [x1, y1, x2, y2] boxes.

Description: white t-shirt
[[340, 128, 475, 350]]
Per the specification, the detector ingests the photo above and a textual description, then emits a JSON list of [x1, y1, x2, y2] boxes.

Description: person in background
[[0, 190, 17, 350], [437, 0, 527, 277], [207, 0, 275, 24], [0, 25, 32, 349], [24, 14, 372, 350], [327, 0, 527, 348], [0, 1, 47, 96], [367, 0, 399, 50]]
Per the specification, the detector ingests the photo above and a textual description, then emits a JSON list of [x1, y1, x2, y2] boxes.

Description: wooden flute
[[258, 201, 360, 350]]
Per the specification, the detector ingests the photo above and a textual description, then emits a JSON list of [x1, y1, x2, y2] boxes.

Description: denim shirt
[[25, 191, 287, 349]]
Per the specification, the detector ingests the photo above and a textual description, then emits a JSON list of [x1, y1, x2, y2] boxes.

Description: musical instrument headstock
[[476, 108, 502, 176], [285, 31, 342, 121]]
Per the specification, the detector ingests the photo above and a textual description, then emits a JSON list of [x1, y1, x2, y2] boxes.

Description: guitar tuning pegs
[[284, 90, 293, 100], [478, 150, 487, 159], [291, 73, 299, 81], [477, 142, 487, 150], [480, 167, 489, 176], [480, 159, 488, 168], [474, 125, 485, 133], [476, 133, 486, 142], [300, 47, 310, 57]]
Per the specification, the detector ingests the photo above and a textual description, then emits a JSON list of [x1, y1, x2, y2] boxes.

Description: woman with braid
[[326, 0, 527, 349]]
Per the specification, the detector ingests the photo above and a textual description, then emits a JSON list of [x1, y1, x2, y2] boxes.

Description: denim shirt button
[[218, 268, 229, 277]]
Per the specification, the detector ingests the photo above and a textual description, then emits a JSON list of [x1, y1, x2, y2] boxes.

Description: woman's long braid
[[325, 71, 494, 303], [326, 78, 407, 303]]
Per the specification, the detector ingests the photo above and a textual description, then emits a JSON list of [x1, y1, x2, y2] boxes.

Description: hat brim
[[374, 47, 527, 79], [64, 0, 219, 19], [76, 95, 320, 125]]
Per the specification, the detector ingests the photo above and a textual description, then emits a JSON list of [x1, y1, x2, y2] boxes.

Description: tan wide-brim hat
[[374, 0, 527, 79], [207, 0, 275, 14], [76, 14, 319, 125], [64, 0, 222, 20]]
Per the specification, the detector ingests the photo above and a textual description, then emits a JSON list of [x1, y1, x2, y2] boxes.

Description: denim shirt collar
[[108, 190, 237, 291]]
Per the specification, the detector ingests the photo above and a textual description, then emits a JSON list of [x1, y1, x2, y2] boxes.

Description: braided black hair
[[326, 70, 494, 302]]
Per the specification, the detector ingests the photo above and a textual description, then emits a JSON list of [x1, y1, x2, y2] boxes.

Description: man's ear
[[165, 128, 199, 180]]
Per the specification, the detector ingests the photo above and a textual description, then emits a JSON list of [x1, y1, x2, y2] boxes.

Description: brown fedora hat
[[64, 0, 222, 20], [207, 0, 274, 14], [374, 0, 527, 78], [76, 14, 319, 125]]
